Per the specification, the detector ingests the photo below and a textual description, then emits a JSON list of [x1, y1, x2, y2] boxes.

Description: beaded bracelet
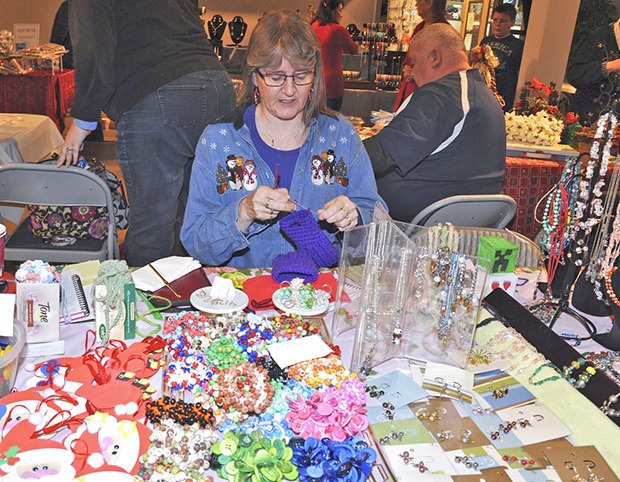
[[210, 361, 275, 415], [277, 278, 330, 310], [562, 357, 596, 389], [137, 417, 218, 482], [528, 362, 564, 385], [145, 396, 216, 428], [287, 353, 351, 388]]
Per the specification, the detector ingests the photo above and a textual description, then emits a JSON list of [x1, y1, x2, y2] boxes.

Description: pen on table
[[137, 289, 163, 321], [148, 263, 182, 298], [272, 163, 281, 189]]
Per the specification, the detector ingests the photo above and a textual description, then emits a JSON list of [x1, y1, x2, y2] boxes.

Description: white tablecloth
[[0, 113, 63, 164]]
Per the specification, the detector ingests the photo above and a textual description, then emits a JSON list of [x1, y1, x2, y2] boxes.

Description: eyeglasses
[[257, 70, 315, 87]]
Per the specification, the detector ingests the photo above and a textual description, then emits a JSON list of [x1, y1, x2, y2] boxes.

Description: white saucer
[[272, 288, 329, 316], [190, 286, 249, 314]]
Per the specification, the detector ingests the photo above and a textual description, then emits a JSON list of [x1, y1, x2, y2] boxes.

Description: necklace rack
[[528, 112, 620, 339]]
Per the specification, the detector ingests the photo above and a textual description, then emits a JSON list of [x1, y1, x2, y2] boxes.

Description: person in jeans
[[57, 0, 236, 266], [181, 10, 385, 268]]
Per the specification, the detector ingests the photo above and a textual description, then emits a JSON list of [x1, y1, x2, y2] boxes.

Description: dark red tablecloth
[[502, 156, 564, 239], [0, 69, 75, 132]]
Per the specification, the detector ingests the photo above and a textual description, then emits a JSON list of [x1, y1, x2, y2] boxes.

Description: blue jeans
[[116, 69, 236, 266]]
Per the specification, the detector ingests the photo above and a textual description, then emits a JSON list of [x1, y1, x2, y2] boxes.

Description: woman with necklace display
[[181, 9, 386, 268]]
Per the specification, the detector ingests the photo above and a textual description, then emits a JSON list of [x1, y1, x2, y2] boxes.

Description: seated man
[[364, 23, 506, 223]]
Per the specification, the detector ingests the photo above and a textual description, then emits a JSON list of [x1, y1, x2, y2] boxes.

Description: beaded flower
[[212, 431, 298, 482], [289, 436, 376, 482]]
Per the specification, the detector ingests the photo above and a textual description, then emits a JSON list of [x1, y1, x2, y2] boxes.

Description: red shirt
[[393, 18, 450, 111], [312, 20, 359, 99]]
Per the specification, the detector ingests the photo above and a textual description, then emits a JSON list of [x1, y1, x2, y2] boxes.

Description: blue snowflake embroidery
[[319, 136, 326, 143], [331, 141, 337, 148], [235, 141, 241, 147], [219, 128, 228, 136], [329, 124, 336, 132], [223, 145, 230, 153], [201, 138, 207, 145], [210, 142, 217, 150], [340, 137, 348, 144]]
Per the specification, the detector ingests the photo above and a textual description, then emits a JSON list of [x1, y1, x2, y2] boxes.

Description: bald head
[[408, 23, 470, 86]]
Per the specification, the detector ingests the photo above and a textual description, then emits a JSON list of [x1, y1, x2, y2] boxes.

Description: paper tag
[[210, 276, 235, 301], [0, 294, 16, 337], [267, 334, 333, 368], [24, 340, 65, 357]]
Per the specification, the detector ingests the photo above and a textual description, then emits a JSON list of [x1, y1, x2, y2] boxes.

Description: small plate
[[190, 286, 249, 314], [272, 288, 329, 316]]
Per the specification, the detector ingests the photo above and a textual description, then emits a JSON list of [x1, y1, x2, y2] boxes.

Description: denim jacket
[[181, 110, 386, 267]]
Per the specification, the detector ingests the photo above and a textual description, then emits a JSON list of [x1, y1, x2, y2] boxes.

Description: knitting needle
[[148, 263, 182, 298], [288, 198, 320, 216], [272, 163, 281, 189]]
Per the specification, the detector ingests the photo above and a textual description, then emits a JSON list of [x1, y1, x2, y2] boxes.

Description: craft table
[[8, 266, 620, 479], [0, 113, 63, 164], [0, 69, 75, 131]]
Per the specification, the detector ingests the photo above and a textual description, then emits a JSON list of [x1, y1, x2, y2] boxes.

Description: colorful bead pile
[[145, 396, 215, 428], [137, 417, 218, 482], [288, 354, 352, 388]]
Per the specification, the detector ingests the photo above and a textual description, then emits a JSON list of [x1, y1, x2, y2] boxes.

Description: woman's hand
[[237, 186, 295, 231], [56, 124, 90, 167], [318, 195, 359, 232]]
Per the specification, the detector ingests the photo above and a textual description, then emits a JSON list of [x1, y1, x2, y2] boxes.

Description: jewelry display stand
[[484, 288, 620, 428], [207, 14, 226, 58], [228, 16, 247, 46], [333, 220, 488, 374], [527, 114, 620, 340]]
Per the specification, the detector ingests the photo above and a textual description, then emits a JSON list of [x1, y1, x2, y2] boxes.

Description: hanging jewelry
[[253, 85, 260, 105]]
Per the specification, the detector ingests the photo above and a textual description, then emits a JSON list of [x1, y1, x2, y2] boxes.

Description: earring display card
[[543, 445, 618, 482], [496, 402, 572, 447]]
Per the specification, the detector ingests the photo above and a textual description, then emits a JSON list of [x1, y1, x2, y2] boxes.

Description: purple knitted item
[[279, 210, 339, 268], [272, 249, 319, 283]]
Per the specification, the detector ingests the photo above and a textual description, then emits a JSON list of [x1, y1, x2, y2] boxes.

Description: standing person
[[566, 17, 620, 126], [181, 10, 385, 268], [480, 3, 524, 111], [50, 0, 72, 69], [365, 24, 506, 223], [393, 0, 448, 112], [311, 0, 359, 111], [56, 0, 237, 267]]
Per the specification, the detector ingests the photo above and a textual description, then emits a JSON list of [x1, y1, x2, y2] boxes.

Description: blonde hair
[[239, 10, 327, 125]]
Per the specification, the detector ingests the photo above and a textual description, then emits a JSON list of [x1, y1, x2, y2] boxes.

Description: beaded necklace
[[572, 112, 617, 244]]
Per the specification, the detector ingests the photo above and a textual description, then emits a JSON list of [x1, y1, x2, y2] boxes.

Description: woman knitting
[[181, 10, 385, 268]]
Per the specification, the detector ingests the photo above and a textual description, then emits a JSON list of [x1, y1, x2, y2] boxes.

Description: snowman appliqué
[[242, 159, 258, 191], [310, 155, 324, 185]]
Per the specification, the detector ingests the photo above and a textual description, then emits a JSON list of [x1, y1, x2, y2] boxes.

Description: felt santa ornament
[[66, 412, 151, 477], [0, 417, 76, 481]]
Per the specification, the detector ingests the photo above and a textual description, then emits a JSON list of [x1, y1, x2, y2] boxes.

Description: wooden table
[[0, 69, 75, 131]]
